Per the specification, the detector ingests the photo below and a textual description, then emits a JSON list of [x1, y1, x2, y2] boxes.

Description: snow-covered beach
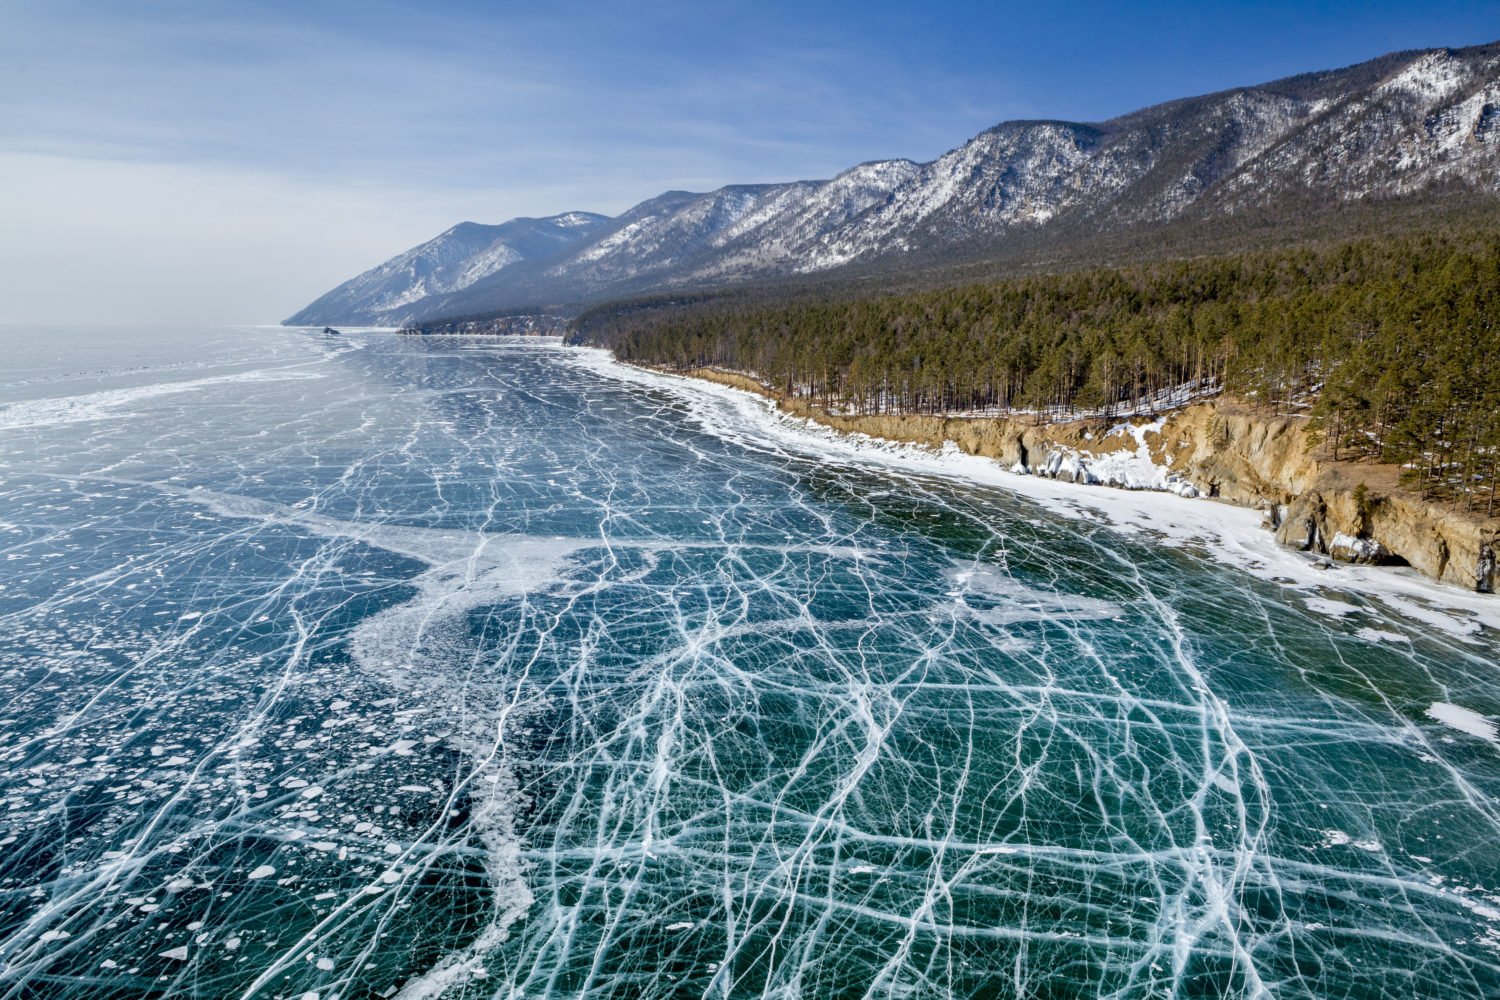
[[572, 345, 1500, 639]]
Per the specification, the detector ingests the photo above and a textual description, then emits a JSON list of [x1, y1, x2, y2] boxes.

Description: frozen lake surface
[[1, 328, 1497, 999]]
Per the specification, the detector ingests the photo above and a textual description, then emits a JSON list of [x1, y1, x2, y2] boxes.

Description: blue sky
[[3, 0, 1498, 324]]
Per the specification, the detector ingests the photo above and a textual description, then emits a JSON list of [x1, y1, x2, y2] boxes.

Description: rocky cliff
[[681, 368, 1499, 594]]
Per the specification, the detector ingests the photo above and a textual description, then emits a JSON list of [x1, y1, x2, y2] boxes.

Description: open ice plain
[[0, 328, 1497, 999]]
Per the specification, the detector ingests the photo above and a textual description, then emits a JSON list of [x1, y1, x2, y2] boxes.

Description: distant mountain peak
[[551, 211, 610, 228]]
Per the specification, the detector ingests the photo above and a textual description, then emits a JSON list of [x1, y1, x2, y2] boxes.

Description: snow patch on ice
[[1426, 703, 1498, 746], [1354, 627, 1407, 644], [1305, 598, 1361, 618], [947, 564, 1123, 625]]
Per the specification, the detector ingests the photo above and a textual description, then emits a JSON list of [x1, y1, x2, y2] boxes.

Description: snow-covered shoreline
[[565, 345, 1500, 637]]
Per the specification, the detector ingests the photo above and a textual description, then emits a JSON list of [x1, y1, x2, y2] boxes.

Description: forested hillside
[[577, 233, 1500, 515]]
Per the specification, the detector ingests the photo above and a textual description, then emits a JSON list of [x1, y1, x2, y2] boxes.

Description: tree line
[[575, 232, 1500, 515]]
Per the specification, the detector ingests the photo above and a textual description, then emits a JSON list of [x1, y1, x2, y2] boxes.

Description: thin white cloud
[[0, 3, 1027, 323], [0, 153, 470, 325]]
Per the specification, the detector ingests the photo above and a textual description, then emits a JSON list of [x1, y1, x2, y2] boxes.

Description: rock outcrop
[[1270, 491, 1497, 592]]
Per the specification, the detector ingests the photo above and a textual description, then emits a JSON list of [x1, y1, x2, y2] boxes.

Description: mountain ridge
[[286, 41, 1500, 327]]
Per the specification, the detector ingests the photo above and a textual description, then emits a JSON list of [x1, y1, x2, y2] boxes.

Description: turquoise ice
[[0, 329, 1496, 999]]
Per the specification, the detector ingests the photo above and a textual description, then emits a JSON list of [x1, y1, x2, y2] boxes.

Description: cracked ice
[[0, 328, 1497, 999]]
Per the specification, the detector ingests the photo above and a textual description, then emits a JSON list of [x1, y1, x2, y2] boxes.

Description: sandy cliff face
[[683, 369, 1499, 594], [1150, 406, 1496, 592], [1270, 490, 1497, 592]]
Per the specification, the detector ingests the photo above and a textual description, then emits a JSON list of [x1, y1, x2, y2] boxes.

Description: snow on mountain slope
[[1215, 47, 1500, 206], [807, 123, 1110, 268], [700, 160, 920, 275], [287, 42, 1500, 326], [546, 161, 921, 286], [285, 213, 610, 326]]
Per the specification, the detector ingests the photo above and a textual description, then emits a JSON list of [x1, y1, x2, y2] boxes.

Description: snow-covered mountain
[[288, 42, 1500, 327], [284, 212, 609, 326]]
